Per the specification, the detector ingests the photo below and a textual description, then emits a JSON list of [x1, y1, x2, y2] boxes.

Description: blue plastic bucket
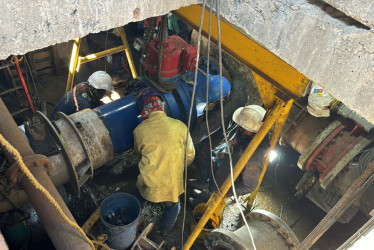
[[99, 193, 141, 249]]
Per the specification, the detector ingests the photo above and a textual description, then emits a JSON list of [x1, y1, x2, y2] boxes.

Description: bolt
[[75, 121, 82, 128]]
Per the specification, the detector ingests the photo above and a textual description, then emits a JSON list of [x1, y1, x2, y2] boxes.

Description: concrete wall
[[322, 0, 374, 28], [0, 0, 199, 59], [214, 0, 374, 123], [1, 0, 374, 123]]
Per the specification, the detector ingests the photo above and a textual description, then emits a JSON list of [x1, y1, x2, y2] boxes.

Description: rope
[[182, 0, 207, 247], [10, 55, 24, 64], [205, 0, 223, 196], [0, 134, 95, 249], [92, 241, 110, 250], [215, 0, 257, 249]]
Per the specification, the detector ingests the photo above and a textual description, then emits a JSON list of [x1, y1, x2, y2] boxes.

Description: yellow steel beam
[[184, 98, 290, 249], [174, 5, 309, 108], [118, 26, 138, 79], [66, 38, 81, 92], [245, 99, 293, 207], [79, 45, 126, 64], [66, 27, 137, 92]]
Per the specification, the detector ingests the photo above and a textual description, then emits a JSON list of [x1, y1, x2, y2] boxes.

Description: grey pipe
[[336, 103, 374, 132]]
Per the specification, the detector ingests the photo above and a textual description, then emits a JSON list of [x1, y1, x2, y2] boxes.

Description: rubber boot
[[160, 201, 181, 237]]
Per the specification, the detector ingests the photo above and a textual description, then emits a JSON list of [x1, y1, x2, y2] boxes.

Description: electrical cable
[[23, 58, 38, 109], [104, 30, 109, 73], [24, 54, 52, 96], [24, 57, 40, 107], [0, 134, 95, 249], [215, 0, 257, 249], [205, 0, 222, 196], [182, 0, 207, 247]]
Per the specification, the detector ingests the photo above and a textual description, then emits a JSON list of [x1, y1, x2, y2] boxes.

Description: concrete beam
[[1, 0, 373, 124], [215, 0, 374, 123], [322, 0, 374, 28], [0, 0, 198, 60]]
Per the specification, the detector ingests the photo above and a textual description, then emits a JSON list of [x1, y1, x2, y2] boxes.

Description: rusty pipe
[[297, 162, 374, 250], [0, 99, 33, 162], [281, 106, 333, 155], [0, 98, 91, 250]]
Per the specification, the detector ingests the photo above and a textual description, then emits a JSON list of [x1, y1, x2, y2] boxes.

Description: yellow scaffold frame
[[66, 26, 138, 92], [174, 4, 309, 249]]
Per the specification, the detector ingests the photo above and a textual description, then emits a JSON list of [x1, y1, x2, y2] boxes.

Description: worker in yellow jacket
[[133, 93, 195, 236]]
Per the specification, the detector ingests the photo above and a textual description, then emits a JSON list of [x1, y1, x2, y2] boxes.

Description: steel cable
[[205, 0, 223, 196], [182, 0, 207, 247], [215, 0, 257, 249]]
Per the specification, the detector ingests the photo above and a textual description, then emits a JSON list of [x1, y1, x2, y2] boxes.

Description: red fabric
[[141, 96, 165, 119]]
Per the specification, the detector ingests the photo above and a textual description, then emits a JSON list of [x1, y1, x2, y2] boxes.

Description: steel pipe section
[[205, 210, 299, 250], [0, 98, 92, 250], [95, 77, 198, 154], [0, 70, 227, 211]]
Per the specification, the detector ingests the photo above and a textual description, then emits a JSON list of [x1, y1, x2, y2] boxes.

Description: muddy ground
[[59, 145, 368, 250]]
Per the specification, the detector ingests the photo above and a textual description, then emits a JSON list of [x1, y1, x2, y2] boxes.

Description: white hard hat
[[232, 105, 266, 132], [88, 71, 113, 91]]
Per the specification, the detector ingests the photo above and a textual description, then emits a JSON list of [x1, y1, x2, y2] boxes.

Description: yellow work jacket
[[133, 111, 195, 203]]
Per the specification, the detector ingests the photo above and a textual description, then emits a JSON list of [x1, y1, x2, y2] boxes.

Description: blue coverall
[[51, 82, 101, 119]]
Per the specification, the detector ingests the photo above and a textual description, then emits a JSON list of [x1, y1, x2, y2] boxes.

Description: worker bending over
[[133, 93, 195, 236], [51, 71, 113, 119], [189, 105, 269, 206]]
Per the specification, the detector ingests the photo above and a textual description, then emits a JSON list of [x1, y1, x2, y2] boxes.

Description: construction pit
[[0, 1, 373, 250]]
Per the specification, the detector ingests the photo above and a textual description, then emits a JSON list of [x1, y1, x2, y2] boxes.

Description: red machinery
[[281, 105, 374, 223], [144, 35, 197, 78]]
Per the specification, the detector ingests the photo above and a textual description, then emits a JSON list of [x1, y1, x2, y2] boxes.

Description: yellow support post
[[184, 99, 289, 250], [66, 38, 81, 92], [66, 27, 138, 92], [245, 99, 294, 208], [118, 26, 138, 79]]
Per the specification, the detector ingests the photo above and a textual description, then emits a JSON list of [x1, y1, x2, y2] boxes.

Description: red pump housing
[[144, 35, 197, 78]]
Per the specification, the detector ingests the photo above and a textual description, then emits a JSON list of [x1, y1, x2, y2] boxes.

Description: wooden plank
[[31, 50, 51, 61], [34, 60, 53, 71], [52, 45, 62, 76], [36, 68, 53, 76], [32, 56, 53, 64]]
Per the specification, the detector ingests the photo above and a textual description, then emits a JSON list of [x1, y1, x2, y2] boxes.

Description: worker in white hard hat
[[189, 104, 270, 207], [51, 71, 113, 119]]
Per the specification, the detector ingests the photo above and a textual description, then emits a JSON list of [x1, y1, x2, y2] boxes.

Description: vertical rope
[[182, 0, 207, 247], [216, 0, 257, 249]]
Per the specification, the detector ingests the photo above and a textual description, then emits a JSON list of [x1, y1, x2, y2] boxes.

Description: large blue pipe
[[95, 78, 197, 153], [95, 61, 229, 154]]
